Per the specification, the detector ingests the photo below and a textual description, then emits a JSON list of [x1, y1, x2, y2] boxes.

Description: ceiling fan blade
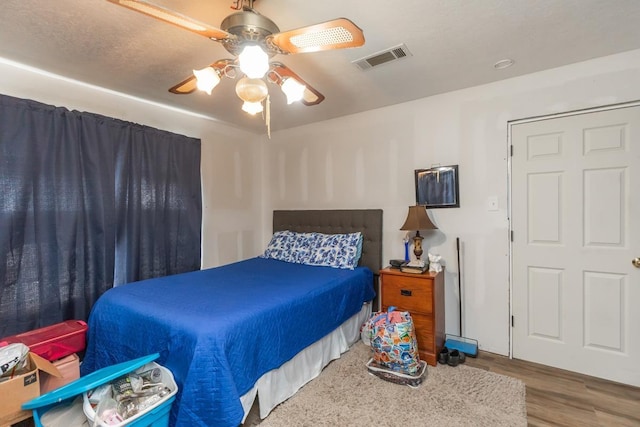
[[269, 63, 325, 106], [267, 18, 365, 54], [107, 0, 232, 41], [169, 75, 198, 95], [169, 59, 235, 94]]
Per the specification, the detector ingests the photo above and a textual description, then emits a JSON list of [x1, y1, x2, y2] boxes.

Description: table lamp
[[400, 205, 438, 262]]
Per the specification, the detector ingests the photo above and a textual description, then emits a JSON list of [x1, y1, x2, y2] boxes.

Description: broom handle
[[456, 237, 462, 336]]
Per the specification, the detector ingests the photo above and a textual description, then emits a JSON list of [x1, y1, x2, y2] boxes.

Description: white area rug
[[260, 342, 527, 427]]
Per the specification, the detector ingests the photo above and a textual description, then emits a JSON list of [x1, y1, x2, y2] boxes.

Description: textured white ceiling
[[2, 0, 640, 133]]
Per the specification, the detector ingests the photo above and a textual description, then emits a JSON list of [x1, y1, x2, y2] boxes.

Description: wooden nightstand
[[379, 267, 445, 366]]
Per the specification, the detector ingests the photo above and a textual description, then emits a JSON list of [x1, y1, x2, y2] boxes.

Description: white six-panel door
[[511, 105, 640, 386]]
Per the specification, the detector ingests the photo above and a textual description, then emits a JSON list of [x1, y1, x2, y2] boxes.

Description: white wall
[[4, 48, 640, 356], [264, 48, 640, 355], [0, 58, 264, 269]]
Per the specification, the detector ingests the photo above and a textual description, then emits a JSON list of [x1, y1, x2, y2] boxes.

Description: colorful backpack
[[362, 307, 422, 376]]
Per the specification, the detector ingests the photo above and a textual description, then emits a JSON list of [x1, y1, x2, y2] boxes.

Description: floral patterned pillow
[[289, 232, 316, 263], [260, 230, 312, 264], [306, 232, 362, 270], [260, 231, 294, 262], [261, 230, 362, 269]]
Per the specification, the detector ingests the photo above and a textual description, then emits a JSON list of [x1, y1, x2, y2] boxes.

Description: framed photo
[[414, 165, 460, 208]]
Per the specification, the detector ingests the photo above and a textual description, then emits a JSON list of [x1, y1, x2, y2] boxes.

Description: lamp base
[[412, 233, 424, 261]]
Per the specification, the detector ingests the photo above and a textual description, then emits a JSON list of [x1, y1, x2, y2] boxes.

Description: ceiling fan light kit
[[235, 77, 268, 103], [242, 101, 264, 115], [280, 77, 306, 104], [107, 0, 365, 133], [193, 67, 221, 95], [238, 45, 270, 79]]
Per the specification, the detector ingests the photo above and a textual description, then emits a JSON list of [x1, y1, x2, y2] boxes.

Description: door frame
[[507, 100, 640, 359]]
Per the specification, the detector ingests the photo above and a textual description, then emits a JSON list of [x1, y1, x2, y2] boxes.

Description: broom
[[443, 237, 478, 357]]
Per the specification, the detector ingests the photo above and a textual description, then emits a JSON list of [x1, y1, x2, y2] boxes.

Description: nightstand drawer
[[381, 275, 433, 314]]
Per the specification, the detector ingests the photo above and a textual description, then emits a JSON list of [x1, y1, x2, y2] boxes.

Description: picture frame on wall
[[415, 165, 460, 208]]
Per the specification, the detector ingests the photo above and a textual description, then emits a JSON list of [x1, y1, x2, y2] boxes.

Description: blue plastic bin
[[22, 353, 177, 427]]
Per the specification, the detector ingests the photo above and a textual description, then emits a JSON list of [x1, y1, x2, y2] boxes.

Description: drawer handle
[[400, 289, 412, 296]]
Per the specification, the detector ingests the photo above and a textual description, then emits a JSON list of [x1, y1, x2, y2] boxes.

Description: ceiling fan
[[107, 0, 365, 120]]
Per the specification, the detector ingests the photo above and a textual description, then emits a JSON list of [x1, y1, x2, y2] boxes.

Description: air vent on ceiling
[[352, 43, 413, 71]]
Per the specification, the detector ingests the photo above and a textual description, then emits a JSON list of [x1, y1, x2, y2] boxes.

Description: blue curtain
[[0, 94, 201, 336], [111, 117, 202, 284]]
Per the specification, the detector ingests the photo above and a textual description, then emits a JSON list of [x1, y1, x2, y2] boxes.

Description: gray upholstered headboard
[[272, 209, 383, 274]]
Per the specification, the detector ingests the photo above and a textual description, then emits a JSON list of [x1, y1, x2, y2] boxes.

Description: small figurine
[[428, 253, 442, 273], [403, 235, 410, 262]]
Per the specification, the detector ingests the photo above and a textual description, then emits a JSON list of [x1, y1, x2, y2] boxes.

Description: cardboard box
[[40, 353, 80, 394], [0, 352, 60, 426]]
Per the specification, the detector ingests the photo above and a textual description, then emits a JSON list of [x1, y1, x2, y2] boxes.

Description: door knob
[[633, 257, 640, 268]]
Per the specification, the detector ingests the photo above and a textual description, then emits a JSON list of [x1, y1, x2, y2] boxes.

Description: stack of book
[[400, 262, 428, 274]]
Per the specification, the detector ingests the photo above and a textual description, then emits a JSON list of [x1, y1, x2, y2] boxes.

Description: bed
[[81, 209, 383, 427]]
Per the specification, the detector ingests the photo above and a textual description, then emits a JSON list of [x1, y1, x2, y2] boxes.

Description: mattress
[[81, 257, 375, 427]]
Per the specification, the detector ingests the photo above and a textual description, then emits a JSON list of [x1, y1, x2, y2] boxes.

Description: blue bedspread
[[81, 257, 374, 427]]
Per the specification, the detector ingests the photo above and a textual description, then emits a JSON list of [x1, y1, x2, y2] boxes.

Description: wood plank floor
[[465, 351, 640, 426]]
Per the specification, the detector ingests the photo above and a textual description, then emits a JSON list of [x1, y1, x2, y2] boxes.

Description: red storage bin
[[0, 320, 88, 361]]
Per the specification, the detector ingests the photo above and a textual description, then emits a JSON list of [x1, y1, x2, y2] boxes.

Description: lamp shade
[[241, 101, 263, 115], [193, 67, 220, 95], [400, 206, 437, 231], [280, 77, 306, 104]]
